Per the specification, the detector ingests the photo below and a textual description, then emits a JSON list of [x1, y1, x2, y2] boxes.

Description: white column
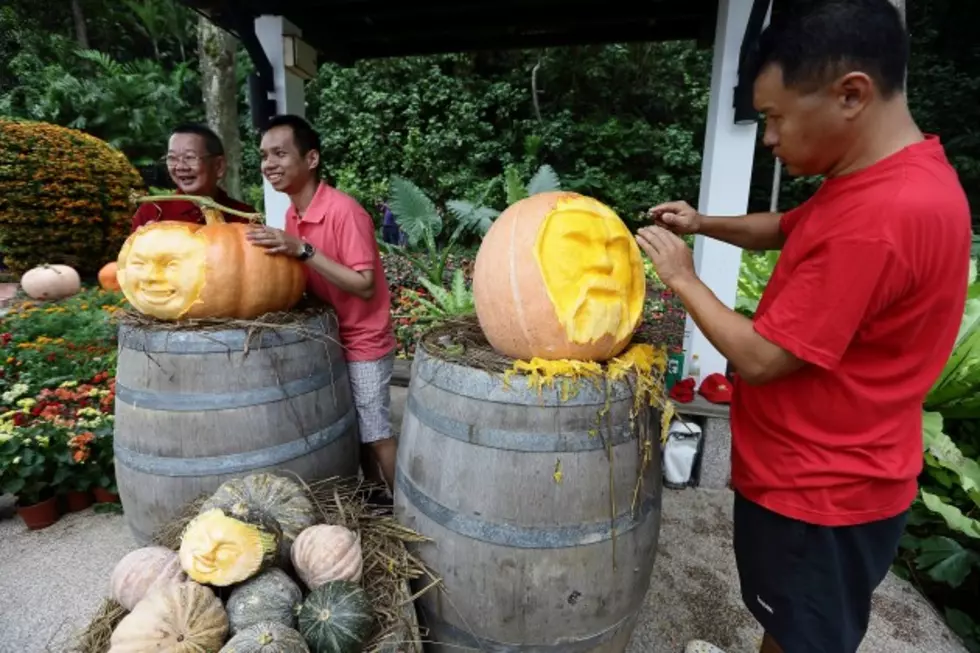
[[255, 15, 308, 230], [684, 0, 767, 382]]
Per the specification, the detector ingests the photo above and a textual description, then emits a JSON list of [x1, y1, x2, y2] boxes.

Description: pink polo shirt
[[285, 183, 395, 362]]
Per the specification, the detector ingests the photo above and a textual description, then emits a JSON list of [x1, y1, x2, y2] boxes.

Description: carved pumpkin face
[[117, 226, 208, 318], [533, 195, 643, 346], [178, 508, 281, 587], [116, 211, 307, 321], [473, 191, 645, 362]]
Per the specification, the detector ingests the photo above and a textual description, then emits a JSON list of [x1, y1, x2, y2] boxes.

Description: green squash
[[220, 621, 310, 652], [227, 568, 303, 635], [201, 473, 318, 566], [297, 581, 374, 653]]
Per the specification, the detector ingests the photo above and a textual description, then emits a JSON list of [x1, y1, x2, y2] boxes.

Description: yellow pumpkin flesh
[[473, 191, 646, 362], [116, 209, 306, 320]]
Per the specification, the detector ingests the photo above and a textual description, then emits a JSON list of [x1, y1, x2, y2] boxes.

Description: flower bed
[[0, 287, 124, 527]]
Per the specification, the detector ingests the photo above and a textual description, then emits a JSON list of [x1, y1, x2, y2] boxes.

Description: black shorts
[[733, 491, 907, 653]]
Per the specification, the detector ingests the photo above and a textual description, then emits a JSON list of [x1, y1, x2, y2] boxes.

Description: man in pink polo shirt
[[246, 114, 398, 495]]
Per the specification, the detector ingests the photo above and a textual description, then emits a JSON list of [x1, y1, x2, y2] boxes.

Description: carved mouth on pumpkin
[[138, 288, 177, 304]]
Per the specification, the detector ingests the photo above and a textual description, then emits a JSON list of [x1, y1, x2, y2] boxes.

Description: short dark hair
[[264, 114, 322, 178], [752, 0, 908, 99], [170, 123, 225, 156]]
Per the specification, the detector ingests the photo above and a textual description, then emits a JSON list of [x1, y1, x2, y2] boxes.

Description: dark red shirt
[[731, 135, 973, 527], [131, 189, 256, 231]]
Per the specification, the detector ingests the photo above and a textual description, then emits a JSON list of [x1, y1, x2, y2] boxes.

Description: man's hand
[[246, 225, 305, 257], [636, 225, 697, 289], [648, 200, 703, 235]]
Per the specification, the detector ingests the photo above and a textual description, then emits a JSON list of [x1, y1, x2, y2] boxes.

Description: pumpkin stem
[[131, 193, 265, 223]]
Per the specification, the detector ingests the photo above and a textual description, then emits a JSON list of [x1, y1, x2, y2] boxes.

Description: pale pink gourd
[[290, 524, 363, 589], [109, 546, 188, 611]]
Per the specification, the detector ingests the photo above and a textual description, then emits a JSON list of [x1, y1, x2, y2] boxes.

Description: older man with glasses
[[130, 123, 255, 231]]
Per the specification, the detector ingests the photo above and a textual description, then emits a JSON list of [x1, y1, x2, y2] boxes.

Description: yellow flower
[[16, 398, 36, 409], [59, 380, 78, 389], [36, 435, 49, 448]]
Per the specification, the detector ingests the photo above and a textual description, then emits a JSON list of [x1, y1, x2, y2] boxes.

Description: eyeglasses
[[163, 153, 214, 167]]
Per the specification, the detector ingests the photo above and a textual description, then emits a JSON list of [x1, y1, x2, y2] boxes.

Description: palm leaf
[[387, 175, 442, 248], [526, 163, 561, 196], [446, 199, 499, 237]]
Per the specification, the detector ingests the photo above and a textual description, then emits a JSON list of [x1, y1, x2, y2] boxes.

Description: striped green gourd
[[297, 581, 374, 653], [219, 621, 310, 652]]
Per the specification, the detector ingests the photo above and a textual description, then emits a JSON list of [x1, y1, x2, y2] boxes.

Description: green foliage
[[0, 1, 201, 165], [414, 269, 476, 323]]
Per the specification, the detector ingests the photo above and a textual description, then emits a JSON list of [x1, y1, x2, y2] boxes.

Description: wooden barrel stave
[[395, 346, 662, 653], [114, 313, 360, 544]]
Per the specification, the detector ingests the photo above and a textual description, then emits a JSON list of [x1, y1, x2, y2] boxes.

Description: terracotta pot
[[17, 496, 60, 530], [65, 490, 94, 512], [93, 487, 120, 503]]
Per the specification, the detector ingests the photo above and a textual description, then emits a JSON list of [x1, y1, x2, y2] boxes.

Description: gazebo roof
[[180, 0, 721, 63]]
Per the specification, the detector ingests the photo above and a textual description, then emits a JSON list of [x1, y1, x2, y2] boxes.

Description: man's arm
[[303, 252, 375, 300], [670, 276, 803, 385], [698, 212, 786, 251]]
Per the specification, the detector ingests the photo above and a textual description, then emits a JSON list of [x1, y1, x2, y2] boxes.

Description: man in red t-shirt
[[636, 2, 973, 653], [246, 115, 398, 496], [131, 123, 255, 231]]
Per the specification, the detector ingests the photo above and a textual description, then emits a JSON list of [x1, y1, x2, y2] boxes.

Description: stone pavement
[[0, 386, 967, 653]]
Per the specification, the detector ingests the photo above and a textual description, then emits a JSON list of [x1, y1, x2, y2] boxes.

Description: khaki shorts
[[347, 351, 395, 444]]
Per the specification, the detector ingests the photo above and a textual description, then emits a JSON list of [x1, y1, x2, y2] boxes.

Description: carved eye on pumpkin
[[473, 191, 646, 362]]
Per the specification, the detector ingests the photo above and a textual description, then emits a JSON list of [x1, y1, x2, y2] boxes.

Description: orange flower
[[73, 448, 90, 463]]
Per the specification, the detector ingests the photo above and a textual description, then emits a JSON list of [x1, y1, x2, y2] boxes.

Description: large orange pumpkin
[[472, 191, 646, 362], [98, 261, 121, 291], [116, 209, 307, 320]]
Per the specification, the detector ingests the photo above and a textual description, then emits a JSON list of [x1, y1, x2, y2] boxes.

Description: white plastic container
[[662, 419, 703, 488]]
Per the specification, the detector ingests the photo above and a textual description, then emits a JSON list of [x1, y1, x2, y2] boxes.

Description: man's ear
[[213, 154, 228, 180], [835, 71, 874, 120], [307, 150, 320, 174]]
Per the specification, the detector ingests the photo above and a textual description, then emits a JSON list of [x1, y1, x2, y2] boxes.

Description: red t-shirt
[[731, 135, 973, 527], [285, 183, 395, 362], [131, 190, 255, 231]]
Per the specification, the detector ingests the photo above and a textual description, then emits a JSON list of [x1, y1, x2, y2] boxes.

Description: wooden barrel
[[394, 344, 663, 653], [114, 311, 360, 544]]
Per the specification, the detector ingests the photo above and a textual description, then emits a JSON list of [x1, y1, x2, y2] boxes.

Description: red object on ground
[[669, 377, 696, 403], [699, 373, 733, 404], [17, 496, 60, 530]]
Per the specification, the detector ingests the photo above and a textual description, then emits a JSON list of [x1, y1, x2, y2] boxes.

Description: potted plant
[[59, 430, 98, 512], [0, 427, 61, 529], [89, 425, 119, 504]]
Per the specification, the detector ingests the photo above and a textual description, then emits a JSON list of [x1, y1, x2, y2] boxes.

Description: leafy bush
[[0, 118, 146, 275]]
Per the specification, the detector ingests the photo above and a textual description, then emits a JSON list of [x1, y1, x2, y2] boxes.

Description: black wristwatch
[[297, 241, 316, 262]]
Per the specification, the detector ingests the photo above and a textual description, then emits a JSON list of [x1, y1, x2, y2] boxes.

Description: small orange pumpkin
[[98, 261, 121, 291], [472, 191, 646, 362], [116, 209, 307, 320], [20, 264, 81, 300]]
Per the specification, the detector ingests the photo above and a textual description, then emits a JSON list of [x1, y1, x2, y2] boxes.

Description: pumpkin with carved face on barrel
[[116, 209, 307, 321], [473, 191, 646, 362]]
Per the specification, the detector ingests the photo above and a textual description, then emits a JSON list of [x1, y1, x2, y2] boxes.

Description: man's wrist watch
[[297, 242, 315, 262]]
